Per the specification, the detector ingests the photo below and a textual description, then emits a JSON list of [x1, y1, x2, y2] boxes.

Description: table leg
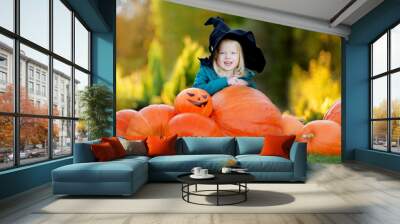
[[245, 183, 247, 201], [195, 184, 197, 192], [187, 184, 190, 202], [217, 184, 219, 206]]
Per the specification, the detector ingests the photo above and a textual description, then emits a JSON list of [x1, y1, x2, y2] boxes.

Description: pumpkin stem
[[302, 133, 315, 139]]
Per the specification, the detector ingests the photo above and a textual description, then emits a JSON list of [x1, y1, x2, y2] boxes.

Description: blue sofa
[[52, 137, 307, 196]]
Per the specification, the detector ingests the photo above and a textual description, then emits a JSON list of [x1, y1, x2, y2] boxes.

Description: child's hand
[[235, 79, 248, 86], [228, 77, 248, 86], [227, 77, 238, 85]]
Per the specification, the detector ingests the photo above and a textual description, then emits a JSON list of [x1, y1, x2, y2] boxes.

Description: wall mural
[[116, 0, 342, 163]]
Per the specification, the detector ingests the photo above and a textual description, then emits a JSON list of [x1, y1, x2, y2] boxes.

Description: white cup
[[191, 167, 202, 176], [200, 169, 208, 176], [221, 167, 232, 174]]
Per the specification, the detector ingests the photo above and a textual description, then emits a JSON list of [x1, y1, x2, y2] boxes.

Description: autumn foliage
[[0, 85, 59, 149]]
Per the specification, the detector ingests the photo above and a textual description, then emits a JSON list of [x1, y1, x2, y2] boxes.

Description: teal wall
[[0, 0, 115, 200], [344, 0, 400, 171], [0, 158, 72, 199], [91, 0, 116, 135]]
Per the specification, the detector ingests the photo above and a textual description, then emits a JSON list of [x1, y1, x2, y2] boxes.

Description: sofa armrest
[[289, 142, 307, 181], [73, 140, 100, 163]]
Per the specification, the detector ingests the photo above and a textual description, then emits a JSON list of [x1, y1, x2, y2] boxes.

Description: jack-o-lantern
[[281, 114, 304, 141], [139, 104, 176, 136], [167, 113, 222, 137], [302, 120, 341, 156], [324, 100, 341, 125], [212, 86, 283, 136], [174, 88, 213, 117]]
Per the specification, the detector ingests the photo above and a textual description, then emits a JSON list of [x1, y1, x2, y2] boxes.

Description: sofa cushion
[[147, 135, 178, 157], [101, 137, 127, 158], [177, 137, 235, 155], [149, 154, 235, 172], [73, 139, 100, 163], [119, 138, 148, 156], [235, 137, 264, 155], [114, 155, 150, 164], [52, 159, 147, 183], [91, 142, 118, 161], [236, 155, 293, 172], [259, 134, 296, 159]]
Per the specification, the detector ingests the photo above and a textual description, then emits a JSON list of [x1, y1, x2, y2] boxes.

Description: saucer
[[190, 174, 215, 179]]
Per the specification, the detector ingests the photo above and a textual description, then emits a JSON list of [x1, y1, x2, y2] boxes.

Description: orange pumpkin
[[166, 113, 223, 137], [302, 120, 341, 156], [139, 104, 176, 136], [281, 114, 304, 141], [116, 109, 137, 136], [324, 100, 341, 125], [124, 110, 153, 137], [211, 86, 283, 136], [174, 88, 213, 117]]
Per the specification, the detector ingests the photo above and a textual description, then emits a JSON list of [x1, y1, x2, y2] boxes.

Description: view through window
[[0, 0, 91, 170], [371, 23, 400, 153]]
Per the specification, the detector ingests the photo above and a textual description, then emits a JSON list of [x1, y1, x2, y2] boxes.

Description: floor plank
[[1, 162, 400, 224]]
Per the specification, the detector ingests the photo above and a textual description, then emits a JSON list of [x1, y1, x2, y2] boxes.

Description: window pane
[[74, 69, 89, 118], [53, 59, 72, 117], [20, 44, 49, 115], [372, 33, 387, 76], [75, 120, 88, 143], [391, 120, 400, 153], [391, 72, 400, 118], [0, 0, 14, 31], [372, 121, 388, 151], [53, 119, 72, 158], [0, 34, 14, 112], [391, 24, 400, 70], [75, 17, 89, 70], [372, 77, 387, 118], [20, 117, 49, 165], [53, 0, 72, 60], [0, 116, 13, 170], [20, 0, 49, 49]]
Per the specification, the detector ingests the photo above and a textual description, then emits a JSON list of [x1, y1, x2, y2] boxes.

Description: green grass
[[307, 154, 341, 164]]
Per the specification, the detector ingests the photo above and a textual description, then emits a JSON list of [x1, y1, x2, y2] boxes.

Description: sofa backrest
[[73, 139, 100, 163], [235, 137, 264, 155], [177, 137, 236, 155]]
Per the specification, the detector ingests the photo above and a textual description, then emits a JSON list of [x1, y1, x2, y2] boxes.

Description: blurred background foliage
[[116, 0, 341, 122]]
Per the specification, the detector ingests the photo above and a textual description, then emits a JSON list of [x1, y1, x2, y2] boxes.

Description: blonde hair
[[213, 39, 245, 77]]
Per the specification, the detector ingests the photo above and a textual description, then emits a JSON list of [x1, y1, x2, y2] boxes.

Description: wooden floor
[[1, 162, 400, 224]]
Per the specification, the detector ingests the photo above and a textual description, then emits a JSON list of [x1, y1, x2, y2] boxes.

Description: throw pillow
[[91, 142, 117, 161], [124, 136, 147, 141], [119, 137, 148, 156], [259, 134, 296, 159], [146, 134, 178, 157], [101, 137, 127, 158]]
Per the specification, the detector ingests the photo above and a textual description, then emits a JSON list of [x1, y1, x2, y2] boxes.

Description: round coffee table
[[177, 173, 255, 206]]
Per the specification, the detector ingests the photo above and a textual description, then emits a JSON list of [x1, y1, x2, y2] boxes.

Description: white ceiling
[[165, 0, 384, 38]]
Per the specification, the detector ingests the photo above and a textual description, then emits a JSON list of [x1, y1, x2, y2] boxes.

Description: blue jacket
[[192, 58, 256, 95]]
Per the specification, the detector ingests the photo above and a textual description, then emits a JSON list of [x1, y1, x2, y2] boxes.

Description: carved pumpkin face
[[174, 88, 213, 117]]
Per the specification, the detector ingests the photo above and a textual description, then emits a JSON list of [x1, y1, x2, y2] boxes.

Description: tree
[[289, 51, 340, 122], [161, 37, 206, 104], [0, 85, 58, 150]]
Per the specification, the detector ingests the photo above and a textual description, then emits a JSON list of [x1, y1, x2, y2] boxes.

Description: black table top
[[177, 172, 255, 185]]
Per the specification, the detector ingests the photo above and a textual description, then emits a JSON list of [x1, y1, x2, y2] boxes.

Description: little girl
[[193, 17, 266, 95]]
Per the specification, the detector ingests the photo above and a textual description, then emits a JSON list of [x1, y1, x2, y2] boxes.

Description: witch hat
[[205, 16, 266, 73]]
